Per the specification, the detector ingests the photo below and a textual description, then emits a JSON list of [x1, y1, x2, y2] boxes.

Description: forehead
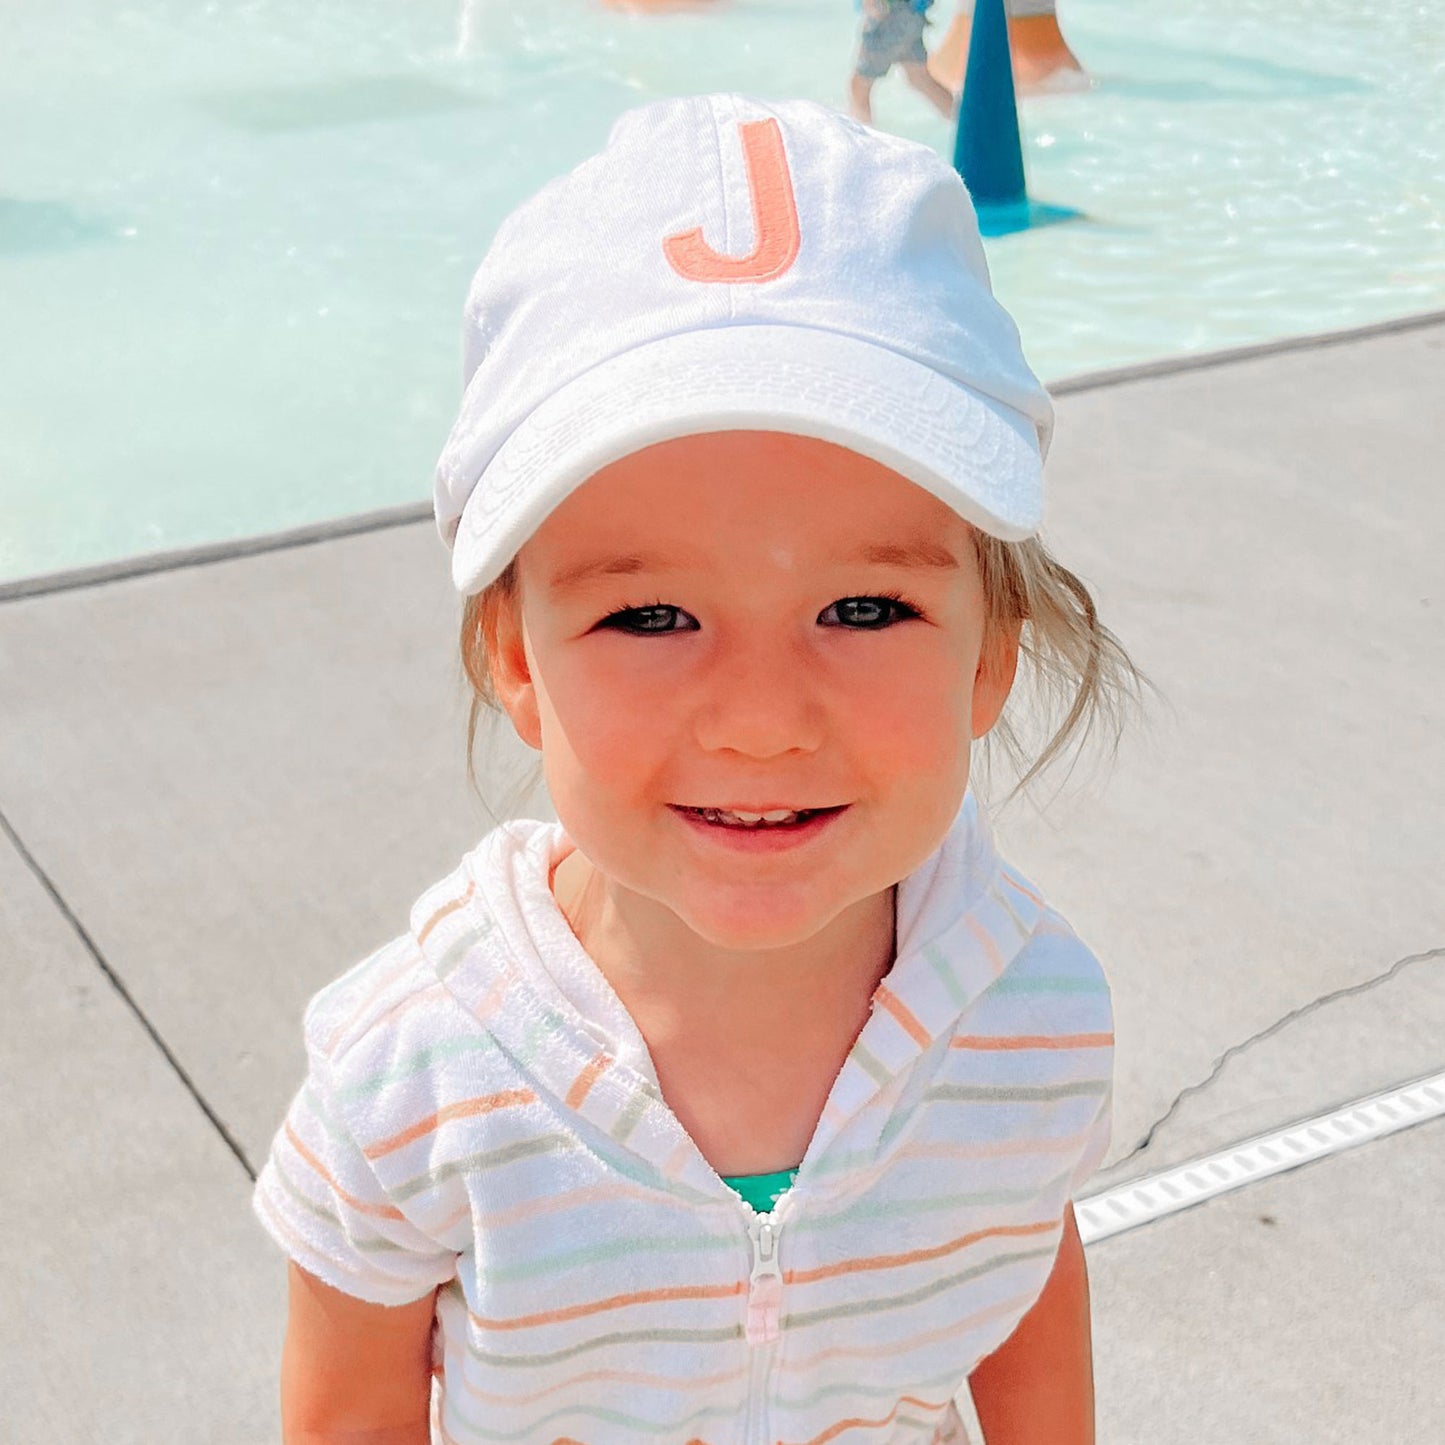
[[521, 431, 972, 585]]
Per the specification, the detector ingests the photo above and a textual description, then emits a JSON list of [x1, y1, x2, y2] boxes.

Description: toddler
[[255, 93, 1137, 1445], [850, 0, 958, 124]]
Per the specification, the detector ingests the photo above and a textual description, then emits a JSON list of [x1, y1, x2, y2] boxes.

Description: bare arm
[[967, 1203, 1095, 1445], [281, 1262, 438, 1445]]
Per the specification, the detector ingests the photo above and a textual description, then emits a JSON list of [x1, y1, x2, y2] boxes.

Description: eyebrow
[[547, 540, 961, 594]]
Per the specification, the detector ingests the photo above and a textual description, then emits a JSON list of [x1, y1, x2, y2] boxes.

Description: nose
[[691, 632, 826, 759]]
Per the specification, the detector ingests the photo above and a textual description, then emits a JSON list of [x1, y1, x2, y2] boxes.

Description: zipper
[[743, 1209, 784, 1444], [744, 1212, 783, 1344]]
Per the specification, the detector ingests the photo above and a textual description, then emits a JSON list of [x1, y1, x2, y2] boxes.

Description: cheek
[[532, 645, 678, 788], [844, 636, 976, 778], [531, 629, 977, 793]]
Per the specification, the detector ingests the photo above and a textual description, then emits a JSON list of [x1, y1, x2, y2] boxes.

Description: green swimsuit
[[720, 1167, 798, 1214]]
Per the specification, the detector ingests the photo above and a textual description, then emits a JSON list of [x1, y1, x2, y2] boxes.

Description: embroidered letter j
[[663, 119, 802, 284]]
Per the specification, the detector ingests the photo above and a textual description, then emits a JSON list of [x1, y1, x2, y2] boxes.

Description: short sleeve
[[252, 1045, 458, 1307]]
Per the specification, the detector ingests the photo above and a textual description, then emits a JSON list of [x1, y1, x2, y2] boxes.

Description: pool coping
[[5, 305, 1442, 605]]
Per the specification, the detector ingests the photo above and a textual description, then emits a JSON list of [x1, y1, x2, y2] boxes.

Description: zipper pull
[[745, 1213, 783, 1345]]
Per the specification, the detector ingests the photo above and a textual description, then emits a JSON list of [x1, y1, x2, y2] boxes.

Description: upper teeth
[[702, 807, 803, 825]]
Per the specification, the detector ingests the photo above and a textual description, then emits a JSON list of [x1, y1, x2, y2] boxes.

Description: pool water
[[2, 0, 1441, 583]]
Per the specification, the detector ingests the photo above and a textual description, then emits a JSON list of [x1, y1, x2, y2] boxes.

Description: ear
[[486, 589, 543, 752], [971, 623, 1021, 740]]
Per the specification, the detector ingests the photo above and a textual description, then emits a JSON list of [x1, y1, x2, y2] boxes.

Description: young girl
[[255, 93, 1138, 1445]]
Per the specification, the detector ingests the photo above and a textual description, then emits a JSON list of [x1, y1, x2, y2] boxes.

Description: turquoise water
[[2, 0, 1442, 583]]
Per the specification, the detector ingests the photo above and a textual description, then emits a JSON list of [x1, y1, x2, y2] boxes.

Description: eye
[[594, 594, 922, 634], [819, 593, 923, 629], [596, 603, 699, 635]]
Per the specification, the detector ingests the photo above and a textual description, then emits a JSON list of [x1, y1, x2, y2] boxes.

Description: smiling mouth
[[674, 805, 845, 830]]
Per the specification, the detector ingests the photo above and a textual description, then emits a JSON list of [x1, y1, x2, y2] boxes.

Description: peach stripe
[[285, 1122, 405, 1221], [894, 1132, 1088, 1160], [432, 1199, 474, 1238], [325, 951, 424, 1055], [872, 984, 930, 1048], [418, 879, 476, 946], [784, 1219, 1056, 1286], [467, 1278, 745, 1333], [787, 1288, 1035, 1371], [964, 915, 1004, 974], [434, 1176, 681, 1238], [564, 1050, 614, 1111], [364, 1088, 537, 1161], [1000, 871, 1043, 907], [663, 1136, 696, 1179], [455, 1361, 746, 1408], [951, 1031, 1115, 1051], [425, 1135, 1077, 1249], [792, 1394, 951, 1445], [360, 979, 448, 1040], [257, 1186, 408, 1296], [255, 1185, 326, 1261], [823, 1125, 1097, 1203], [461, 970, 509, 1028]]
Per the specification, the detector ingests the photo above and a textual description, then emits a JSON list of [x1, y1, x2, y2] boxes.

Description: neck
[[551, 848, 896, 1027]]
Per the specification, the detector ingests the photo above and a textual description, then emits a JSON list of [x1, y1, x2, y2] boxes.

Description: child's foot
[[1018, 64, 1091, 95]]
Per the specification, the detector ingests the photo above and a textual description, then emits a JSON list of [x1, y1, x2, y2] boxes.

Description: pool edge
[[5, 306, 1443, 605]]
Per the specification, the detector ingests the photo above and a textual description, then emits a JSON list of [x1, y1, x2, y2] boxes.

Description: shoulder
[[1016, 908, 1111, 989], [975, 902, 1114, 1040], [300, 934, 439, 1068], [291, 928, 496, 1177], [298, 857, 494, 1084], [292, 837, 551, 1119], [297, 937, 487, 1139]]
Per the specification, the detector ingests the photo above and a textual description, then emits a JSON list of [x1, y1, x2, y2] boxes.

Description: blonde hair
[[970, 533, 1145, 795], [460, 535, 1144, 804]]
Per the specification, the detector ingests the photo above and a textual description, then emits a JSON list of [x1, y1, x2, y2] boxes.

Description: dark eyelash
[[597, 591, 925, 631], [868, 589, 922, 615], [605, 597, 668, 616]]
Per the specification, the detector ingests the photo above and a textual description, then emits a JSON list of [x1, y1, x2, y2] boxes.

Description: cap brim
[[451, 325, 1043, 595]]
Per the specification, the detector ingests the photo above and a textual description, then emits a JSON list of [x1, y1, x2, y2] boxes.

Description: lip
[[668, 803, 849, 852], [679, 804, 841, 814]]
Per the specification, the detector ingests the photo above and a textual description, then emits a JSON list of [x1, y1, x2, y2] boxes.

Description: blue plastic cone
[[951, 0, 1080, 235], [952, 0, 1025, 207]]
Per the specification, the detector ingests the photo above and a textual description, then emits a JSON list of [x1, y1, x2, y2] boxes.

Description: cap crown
[[435, 93, 1051, 543]]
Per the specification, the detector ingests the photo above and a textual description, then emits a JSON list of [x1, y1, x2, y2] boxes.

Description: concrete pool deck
[[2, 312, 1442, 1442]]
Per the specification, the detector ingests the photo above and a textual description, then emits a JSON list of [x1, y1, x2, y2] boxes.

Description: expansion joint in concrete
[[0, 802, 258, 1182], [1119, 942, 1445, 1166]]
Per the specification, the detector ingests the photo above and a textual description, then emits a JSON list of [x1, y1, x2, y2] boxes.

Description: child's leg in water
[[852, 3, 950, 125], [848, 71, 877, 124], [902, 60, 958, 118]]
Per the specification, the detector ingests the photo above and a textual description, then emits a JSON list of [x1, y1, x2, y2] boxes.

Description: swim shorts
[[855, 4, 929, 79]]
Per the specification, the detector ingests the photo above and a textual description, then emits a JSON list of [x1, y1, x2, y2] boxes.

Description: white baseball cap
[[434, 93, 1053, 596]]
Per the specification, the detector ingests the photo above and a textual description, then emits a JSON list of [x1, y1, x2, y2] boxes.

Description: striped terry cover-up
[[254, 791, 1113, 1445]]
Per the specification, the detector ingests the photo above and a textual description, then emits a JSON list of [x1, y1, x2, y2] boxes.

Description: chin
[[673, 890, 843, 955]]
